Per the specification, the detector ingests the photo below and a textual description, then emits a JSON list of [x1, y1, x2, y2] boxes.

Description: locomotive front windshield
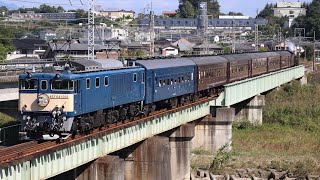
[[52, 79, 74, 91], [19, 79, 38, 90]]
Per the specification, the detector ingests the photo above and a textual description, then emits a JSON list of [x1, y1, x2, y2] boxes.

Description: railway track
[[0, 97, 212, 166]]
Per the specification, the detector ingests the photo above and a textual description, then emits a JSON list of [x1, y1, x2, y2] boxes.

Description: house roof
[[49, 43, 104, 51], [194, 43, 222, 49], [161, 45, 179, 50], [12, 38, 47, 50], [234, 43, 255, 51], [172, 38, 195, 51]]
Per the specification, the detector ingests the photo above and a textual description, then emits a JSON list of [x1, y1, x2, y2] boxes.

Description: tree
[[207, 0, 220, 17], [0, 6, 8, 16], [292, 0, 320, 39], [177, 0, 220, 18], [228, 12, 243, 16], [180, 1, 195, 18], [0, 27, 16, 61], [257, 3, 275, 18]]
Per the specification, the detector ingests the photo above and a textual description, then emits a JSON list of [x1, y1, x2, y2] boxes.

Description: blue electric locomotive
[[19, 60, 145, 139]]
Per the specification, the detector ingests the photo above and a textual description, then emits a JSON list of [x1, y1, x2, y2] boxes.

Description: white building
[[274, 2, 306, 19], [161, 45, 179, 56]]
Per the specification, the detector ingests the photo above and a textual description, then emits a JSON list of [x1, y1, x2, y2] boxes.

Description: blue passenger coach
[[136, 59, 196, 105]]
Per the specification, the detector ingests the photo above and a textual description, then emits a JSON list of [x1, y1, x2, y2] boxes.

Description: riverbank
[[191, 72, 320, 178]]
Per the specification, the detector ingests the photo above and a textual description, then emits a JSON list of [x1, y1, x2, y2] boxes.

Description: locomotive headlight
[[26, 116, 31, 120], [52, 111, 57, 117], [57, 110, 62, 116]]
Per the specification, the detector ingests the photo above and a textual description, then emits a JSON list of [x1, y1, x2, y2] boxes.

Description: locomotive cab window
[[19, 79, 38, 90], [52, 79, 74, 91], [95, 77, 100, 88], [86, 78, 90, 89], [104, 76, 109, 86], [133, 73, 137, 82], [142, 73, 145, 83], [74, 80, 79, 94], [41, 80, 47, 90]]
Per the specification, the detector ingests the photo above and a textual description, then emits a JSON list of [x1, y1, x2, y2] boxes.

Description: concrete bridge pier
[[121, 124, 195, 180], [191, 107, 234, 152], [234, 95, 265, 125], [48, 155, 124, 180], [299, 75, 307, 85], [165, 124, 195, 180]]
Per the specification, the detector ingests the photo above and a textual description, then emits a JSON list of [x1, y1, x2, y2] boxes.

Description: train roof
[[221, 54, 251, 62], [91, 59, 124, 69], [189, 56, 228, 65], [136, 59, 195, 70], [275, 51, 293, 56], [56, 59, 127, 72], [245, 52, 280, 59]]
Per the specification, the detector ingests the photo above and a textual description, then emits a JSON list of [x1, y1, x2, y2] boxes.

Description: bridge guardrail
[[0, 124, 21, 146]]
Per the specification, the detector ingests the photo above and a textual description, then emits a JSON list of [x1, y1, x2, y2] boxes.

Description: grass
[[191, 72, 320, 176], [0, 112, 16, 127], [231, 73, 320, 175]]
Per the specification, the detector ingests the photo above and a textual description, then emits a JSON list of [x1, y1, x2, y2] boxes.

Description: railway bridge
[[0, 65, 306, 180]]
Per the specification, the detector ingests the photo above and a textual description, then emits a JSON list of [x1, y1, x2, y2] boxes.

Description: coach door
[[74, 79, 82, 114]]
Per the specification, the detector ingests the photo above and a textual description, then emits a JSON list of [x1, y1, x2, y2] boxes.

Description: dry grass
[[231, 74, 320, 175], [191, 73, 320, 176], [0, 112, 15, 127]]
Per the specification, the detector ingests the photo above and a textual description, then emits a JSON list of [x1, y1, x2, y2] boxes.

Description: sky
[[3, 0, 312, 17]]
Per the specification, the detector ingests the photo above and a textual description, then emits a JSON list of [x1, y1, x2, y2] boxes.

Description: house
[[172, 38, 195, 55], [98, 10, 135, 20], [233, 43, 256, 53], [40, 29, 57, 41], [273, 1, 307, 27], [43, 43, 112, 60], [7, 38, 47, 60], [10, 11, 76, 21], [160, 45, 179, 56], [193, 43, 224, 55]]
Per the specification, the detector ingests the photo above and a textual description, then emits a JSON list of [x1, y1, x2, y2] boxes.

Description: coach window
[[96, 77, 100, 88], [104, 76, 109, 86], [133, 73, 137, 82], [86, 78, 90, 89], [159, 80, 162, 87], [41, 80, 47, 90], [167, 79, 170, 85], [171, 78, 174, 85]]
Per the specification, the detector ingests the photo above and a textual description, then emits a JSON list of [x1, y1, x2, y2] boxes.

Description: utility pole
[[88, 0, 95, 60], [255, 25, 259, 51], [232, 16, 236, 53], [313, 31, 316, 71], [149, 8, 155, 57], [298, 31, 301, 61]]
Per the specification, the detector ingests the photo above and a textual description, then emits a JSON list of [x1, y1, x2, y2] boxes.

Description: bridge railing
[[0, 124, 21, 146], [211, 65, 305, 107]]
